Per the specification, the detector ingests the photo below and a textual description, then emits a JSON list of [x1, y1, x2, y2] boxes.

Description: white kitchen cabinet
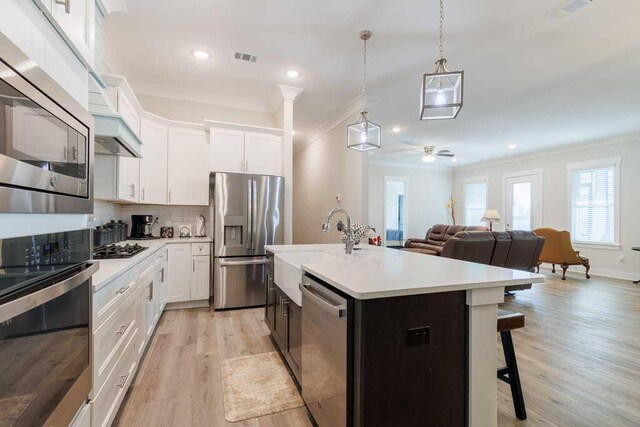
[[50, 0, 94, 64], [94, 155, 139, 203], [209, 127, 282, 176], [168, 127, 209, 206], [139, 119, 168, 204], [191, 255, 210, 301], [166, 244, 191, 303], [244, 132, 282, 176], [209, 128, 245, 173], [70, 403, 90, 427]]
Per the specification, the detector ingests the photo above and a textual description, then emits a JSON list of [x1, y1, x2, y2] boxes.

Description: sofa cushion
[[441, 231, 495, 264], [425, 224, 449, 246], [403, 247, 440, 256], [505, 231, 544, 271], [405, 242, 444, 254], [444, 225, 466, 241], [490, 231, 512, 266]]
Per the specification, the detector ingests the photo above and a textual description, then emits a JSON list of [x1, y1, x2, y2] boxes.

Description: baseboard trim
[[539, 264, 638, 282], [165, 299, 210, 310]]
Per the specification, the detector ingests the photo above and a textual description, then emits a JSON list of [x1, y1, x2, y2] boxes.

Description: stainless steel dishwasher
[[300, 276, 349, 427]]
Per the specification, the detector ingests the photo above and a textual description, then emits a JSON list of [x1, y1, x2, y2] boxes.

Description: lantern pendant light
[[420, 0, 464, 120], [347, 30, 381, 152]]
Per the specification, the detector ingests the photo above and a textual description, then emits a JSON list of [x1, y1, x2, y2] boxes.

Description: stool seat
[[497, 310, 525, 332]]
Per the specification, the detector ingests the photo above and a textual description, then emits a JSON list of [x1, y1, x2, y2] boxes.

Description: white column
[[278, 85, 303, 244], [466, 286, 504, 427]]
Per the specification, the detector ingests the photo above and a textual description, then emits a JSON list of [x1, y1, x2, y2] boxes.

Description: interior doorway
[[383, 177, 407, 246]]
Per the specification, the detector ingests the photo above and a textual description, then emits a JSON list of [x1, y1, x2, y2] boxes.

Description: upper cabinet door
[[50, 0, 95, 66], [117, 90, 141, 137], [117, 156, 139, 202], [209, 128, 245, 173], [168, 127, 209, 206], [139, 119, 168, 205], [244, 132, 282, 176]]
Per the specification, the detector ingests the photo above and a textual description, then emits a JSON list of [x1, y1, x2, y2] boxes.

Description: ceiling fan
[[381, 142, 456, 163]]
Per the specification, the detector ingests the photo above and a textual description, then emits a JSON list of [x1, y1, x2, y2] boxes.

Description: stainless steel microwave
[[0, 33, 93, 214]]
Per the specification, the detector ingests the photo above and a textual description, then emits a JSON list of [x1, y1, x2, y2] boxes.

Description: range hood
[[89, 76, 142, 158], [93, 112, 142, 157]]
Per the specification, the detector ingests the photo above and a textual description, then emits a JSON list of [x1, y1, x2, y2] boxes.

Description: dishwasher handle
[[300, 283, 347, 318]]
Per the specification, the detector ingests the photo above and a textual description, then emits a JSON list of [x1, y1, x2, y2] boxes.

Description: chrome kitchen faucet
[[322, 207, 355, 254]]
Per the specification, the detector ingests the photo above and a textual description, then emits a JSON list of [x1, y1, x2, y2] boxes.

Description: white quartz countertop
[[93, 237, 212, 292], [266, 244, 544, 300]]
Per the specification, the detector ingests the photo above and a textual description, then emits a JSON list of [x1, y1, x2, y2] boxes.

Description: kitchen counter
[[266, 243, 544, 301], [93, 237, 212, 292]]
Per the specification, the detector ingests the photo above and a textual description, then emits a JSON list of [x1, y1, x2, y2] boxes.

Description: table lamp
[[481, 209, 501, 231]]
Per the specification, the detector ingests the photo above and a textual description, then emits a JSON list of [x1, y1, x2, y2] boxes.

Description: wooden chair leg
[[536, 263, 540, 274], [561, 264, 568, 280], [551, 264, 556, 273], [500, 331, 527, 420], [584, 262, 591, 279]]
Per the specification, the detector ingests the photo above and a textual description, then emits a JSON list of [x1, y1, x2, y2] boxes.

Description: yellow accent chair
[[532, 227, 591, 280]]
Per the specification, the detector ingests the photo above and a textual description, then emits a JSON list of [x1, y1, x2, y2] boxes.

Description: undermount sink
[[274, 252, 343, 306]]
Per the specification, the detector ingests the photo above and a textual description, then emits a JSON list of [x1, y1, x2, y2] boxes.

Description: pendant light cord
[[362, 34, 367, 112], [439, 0, 444, 61]]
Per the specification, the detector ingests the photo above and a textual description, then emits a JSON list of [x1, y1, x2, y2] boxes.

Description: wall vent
[[546, 0, 592, 19], [234, 52, 258, 63]]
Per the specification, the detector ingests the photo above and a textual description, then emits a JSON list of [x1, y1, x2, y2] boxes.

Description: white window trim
[[463, 175, 488, 227], [383, 176, 409, 246], [566, 157, 621, 247], [501, 169, 544, 231]]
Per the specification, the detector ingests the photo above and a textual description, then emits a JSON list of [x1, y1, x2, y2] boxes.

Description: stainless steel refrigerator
[[210, 173, 284, 309]]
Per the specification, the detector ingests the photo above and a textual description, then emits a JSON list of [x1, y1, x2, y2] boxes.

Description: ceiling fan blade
[[436, 153, 455, 157], [399, 141, 425, 147], [402, 153, 422, 157], [436, 149, 451, 154]]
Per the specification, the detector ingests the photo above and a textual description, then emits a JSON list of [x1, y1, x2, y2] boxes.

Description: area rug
[[220, 351, 304, 422], [0, 394, 35, 426]]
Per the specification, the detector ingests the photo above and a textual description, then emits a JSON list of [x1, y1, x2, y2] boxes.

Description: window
[[464, 177, 488, 226], [568, 158, 620, 246]]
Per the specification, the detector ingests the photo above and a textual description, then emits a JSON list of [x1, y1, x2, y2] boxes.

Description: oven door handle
[[0, 262, 99, 324]]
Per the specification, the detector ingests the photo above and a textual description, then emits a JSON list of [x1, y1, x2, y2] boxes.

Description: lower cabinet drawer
[[94, 267, 137, 329], [92, 325, 139, 427], [93, 292, 137, 395]]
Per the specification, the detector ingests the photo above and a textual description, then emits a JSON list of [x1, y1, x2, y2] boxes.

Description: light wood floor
[[115, 272, 640, 426]]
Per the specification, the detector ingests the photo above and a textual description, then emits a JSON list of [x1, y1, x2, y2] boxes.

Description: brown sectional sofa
[[404, 224, 488, 255]]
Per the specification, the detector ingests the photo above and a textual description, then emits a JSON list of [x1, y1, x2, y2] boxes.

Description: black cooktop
[[93, 243, 148, 260]]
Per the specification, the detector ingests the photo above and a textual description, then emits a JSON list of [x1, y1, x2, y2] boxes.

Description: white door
[[51, 0, 94, 65], [168, 127, 209, 205], [190, 256, 210, 301], [504, 173, 542, 231], [167, 245, 191, 303], [209, 128, 245, 173], [383, 178, 408, 246], [139, 119, 168, 204], [117, 156, 139, 202], [244, 132, 282, 175]]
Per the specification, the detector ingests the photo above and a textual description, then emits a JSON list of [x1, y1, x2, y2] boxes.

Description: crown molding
[[452, 133, 640, 172], [130, 80, 273, 113], [295, 95, 380, 153]]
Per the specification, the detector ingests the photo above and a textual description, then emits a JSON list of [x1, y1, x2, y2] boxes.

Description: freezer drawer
[[213, 257, 266, 309]]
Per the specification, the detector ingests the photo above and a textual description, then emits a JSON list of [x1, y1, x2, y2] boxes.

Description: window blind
[[464, 181, 487, 226], [570, 166, 616, 244]]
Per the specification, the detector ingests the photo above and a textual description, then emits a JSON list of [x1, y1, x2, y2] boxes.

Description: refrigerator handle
[[246, 179, 252, 250], [252, 179, 257, 250]]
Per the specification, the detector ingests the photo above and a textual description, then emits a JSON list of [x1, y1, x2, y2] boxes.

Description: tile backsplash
[[91, 201, 212, 238]]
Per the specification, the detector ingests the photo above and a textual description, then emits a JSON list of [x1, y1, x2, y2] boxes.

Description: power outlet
[[407, 326, 430, 347]]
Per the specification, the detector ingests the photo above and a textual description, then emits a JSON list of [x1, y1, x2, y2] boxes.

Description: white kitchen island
[[266, 243, 545, 427]]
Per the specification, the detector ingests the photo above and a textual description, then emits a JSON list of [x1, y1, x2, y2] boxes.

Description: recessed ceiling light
[[284, 69, 301, 79], [391, 127, 402, 133], [508, 144, 517, 150], [192, 50, 210, 60], [452, 157, 458, 162]]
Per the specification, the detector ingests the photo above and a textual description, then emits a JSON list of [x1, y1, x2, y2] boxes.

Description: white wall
[[368, 164, 453, 241], [0, 0, 90, 239], [452, 139, 640, 280], [293, 113, 368, 244], [137, 94, 276, 128]]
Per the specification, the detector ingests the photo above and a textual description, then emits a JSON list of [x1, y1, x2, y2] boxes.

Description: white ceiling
[[106, 0, 640, 167]]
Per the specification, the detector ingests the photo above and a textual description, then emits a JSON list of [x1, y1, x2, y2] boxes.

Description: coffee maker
[[130, 215, 159, 239]]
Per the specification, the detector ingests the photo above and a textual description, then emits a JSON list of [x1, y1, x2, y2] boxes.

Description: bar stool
[[497, 309, 527, 420]]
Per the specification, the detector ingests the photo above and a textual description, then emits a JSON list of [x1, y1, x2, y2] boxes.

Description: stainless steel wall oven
[[0, 33, 93, 213], [0, 229, 97, 426]]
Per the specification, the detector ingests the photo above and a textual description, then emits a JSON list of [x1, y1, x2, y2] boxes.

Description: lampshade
[[481, 209, 501, 222]]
